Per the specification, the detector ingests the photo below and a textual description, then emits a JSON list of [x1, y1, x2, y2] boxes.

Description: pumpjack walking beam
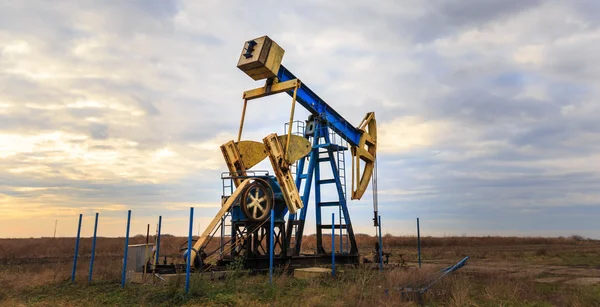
[[239, 38, 377, 201]]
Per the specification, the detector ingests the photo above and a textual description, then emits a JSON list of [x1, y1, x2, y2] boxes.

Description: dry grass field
[[1, 234, 599, 306]]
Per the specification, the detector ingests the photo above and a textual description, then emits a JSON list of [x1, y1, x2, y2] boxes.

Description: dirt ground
[[1, 236, 599, 306]]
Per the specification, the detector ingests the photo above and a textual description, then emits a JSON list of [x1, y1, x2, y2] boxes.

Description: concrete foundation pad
[[293, 267, 342, 279]]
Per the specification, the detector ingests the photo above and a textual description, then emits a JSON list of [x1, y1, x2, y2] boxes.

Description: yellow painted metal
[[264, 40, 284, 77], [237, 35, 285, 81], [220, 141, 248, 188], [237, 99, 248, 142], [285, 84, 299, 161], [263, 133, 304, 214], [277, 135, 311, 165], [221, 140, 269, 187], [237, 36, 272, 74], [236, 140, 268, 168], [243, 79, 299, 101], [351, 112, 377, 200], [190, 179, 252, 265]]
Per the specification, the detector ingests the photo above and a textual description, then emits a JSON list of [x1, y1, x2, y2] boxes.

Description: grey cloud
[[89, 123, 109, 140]]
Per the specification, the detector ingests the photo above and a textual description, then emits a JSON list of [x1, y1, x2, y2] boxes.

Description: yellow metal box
[[237, 35, 285, 81]]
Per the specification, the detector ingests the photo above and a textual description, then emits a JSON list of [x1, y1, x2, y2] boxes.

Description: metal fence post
[[88, 213, 99, 283], [378, 215, 383, 271], [186, 207, 194, 293], [155, 216, 162, 265], [417, 217, 421, 268], [121, 210, 131, 287], [269, 209, 275, 284], [331, 213, 335, 277], [71, 214, 83, 283]]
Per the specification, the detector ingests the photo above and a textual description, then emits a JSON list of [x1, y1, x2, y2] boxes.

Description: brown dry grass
[[1, 235, 599, 306]]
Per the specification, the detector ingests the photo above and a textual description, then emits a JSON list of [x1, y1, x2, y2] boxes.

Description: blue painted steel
[[269, 209, 275, 284], [378, 215, 383, 271], [155, 216, 162, 265], [420, 256, 470, 294], [277, 65, 361, 147], [287, 133, 319, 255], [339, 209, 343, 253], [121, 210, 131, 288], [441, 256, 469, 274], [186, 207, 194, 293], [417, 217, 421, 268], [71, 213, 83, 283], [314, 141, 322, 230], [396, 256, 470, 296], [324, 129, 353, 253], [88, 213, 99, 283], [234, 176, 287, 222], [287, 120, 356, 255], [331, 213, 335, 277]]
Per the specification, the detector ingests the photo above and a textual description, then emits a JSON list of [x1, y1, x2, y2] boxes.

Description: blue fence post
[[88, 212, 99, 283], [378, 215, 383, 271], [269, 209, 275, 284], [121, 210, 131, 288], [155, 216, 162, 265], [186, 207, 194, 293], [417, 217, 421, 268], [71, 213, 83, 283], [331, 213, 335, 277]]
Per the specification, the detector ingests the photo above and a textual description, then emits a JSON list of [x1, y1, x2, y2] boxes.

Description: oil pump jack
[[183, 36, 377, 271]]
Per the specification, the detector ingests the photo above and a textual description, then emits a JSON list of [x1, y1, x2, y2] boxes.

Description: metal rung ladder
[[284, 121, 305, 177]]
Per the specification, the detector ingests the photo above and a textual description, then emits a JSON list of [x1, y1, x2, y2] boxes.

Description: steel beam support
[[277, 65, 361, 147], [243, 79, 300, 100]]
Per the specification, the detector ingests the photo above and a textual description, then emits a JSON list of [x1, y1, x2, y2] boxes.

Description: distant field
[[1, 235, 599, 306]]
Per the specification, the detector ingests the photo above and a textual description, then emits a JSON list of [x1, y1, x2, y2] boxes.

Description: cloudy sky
[[1, 0, 599, 239]]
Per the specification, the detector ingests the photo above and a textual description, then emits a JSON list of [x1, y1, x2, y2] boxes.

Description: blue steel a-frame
[[285, 117, 358, 257]]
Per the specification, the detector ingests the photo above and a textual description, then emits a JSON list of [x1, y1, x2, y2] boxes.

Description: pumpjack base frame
[[218, 253, 360, 271]]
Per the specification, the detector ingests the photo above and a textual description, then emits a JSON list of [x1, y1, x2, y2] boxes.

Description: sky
[[1, 0, 599, 239]]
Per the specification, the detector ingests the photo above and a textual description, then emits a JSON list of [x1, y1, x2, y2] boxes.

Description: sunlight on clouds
[[378, 187, 437, 196], [433, 28, 514, 57], [67, 100, 105, 109], [1, 40, 31, 54], [1, 1, 599, 238], [513, 44, 545, 65], [65, 99, 146, 116], [0, 131, 220, 183], [0, 194, 79, 219], [378, 116, 449, 153], [72, 37, 105, 58], [152, 147, 176, 161], [163, 202, 221, 211]]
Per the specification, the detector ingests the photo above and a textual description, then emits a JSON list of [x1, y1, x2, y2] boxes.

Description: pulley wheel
[[240, 180, 273, 222]]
